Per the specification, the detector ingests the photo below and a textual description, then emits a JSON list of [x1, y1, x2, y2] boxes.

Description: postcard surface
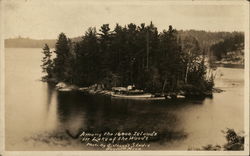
[[0, 0, 249, 155]]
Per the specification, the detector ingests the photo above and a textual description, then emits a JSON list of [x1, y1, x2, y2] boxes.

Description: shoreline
[[212, 62, 244, 69], [43, 81, 220, 100]]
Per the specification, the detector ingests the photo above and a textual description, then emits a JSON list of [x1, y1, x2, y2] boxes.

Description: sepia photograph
[[0, 0, 249, 155]]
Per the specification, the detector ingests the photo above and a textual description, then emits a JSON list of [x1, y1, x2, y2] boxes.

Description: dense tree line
[[41, 22, 213, 93]]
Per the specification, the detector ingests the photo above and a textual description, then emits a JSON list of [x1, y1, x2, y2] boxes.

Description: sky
[[3, 0, 248, 39]]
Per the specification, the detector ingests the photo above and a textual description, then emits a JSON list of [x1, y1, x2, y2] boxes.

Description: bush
[[189, 128, 244, 151], [222, 128, 244, 150]]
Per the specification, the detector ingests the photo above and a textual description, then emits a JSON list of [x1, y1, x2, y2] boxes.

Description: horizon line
[[4, 29, 245, 40]]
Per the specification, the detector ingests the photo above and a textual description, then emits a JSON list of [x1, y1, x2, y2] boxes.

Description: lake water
[[5, 48, 244, 150]]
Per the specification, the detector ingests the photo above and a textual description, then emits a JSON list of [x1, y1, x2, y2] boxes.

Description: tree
[[64, 38, 75, 84], [41, 44, 53, 79], [181, 36, 201, 83], [53, 33, 71, 82], [98, 24, 112, 78], [159, 25, 182, 93], [180, 36, 215, 92], [75, 27, 100, 86]]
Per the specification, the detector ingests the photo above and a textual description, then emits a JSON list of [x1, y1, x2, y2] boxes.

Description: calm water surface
[[5, 48, 244, 150]]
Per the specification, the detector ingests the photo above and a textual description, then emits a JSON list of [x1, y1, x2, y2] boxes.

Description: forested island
[[40, 22, 244, 98]]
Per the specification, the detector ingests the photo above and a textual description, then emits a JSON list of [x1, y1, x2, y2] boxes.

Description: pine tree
[[75, 27, 100, 86], [159, 25, 182, 93], [64, 38, 75, 84], [98, 24, 112, 78], [41, 44, 53, 79], [53, 33, 70, 82]]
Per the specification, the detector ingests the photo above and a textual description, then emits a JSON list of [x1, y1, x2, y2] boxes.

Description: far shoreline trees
[[210, 33, 244, 62], [41, 22, 215, 94]]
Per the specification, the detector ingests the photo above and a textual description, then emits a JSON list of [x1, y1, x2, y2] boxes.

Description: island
[[40, 22, 244, 100]]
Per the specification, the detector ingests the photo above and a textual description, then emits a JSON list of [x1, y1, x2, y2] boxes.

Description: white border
[[0, 0, 249, 156], [243, 1, 250, 155], [0, 0, 5, 155]]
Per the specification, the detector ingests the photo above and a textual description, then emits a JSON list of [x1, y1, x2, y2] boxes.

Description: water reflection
[[46, 83, 56, 112], [53, 90, 208, 148]]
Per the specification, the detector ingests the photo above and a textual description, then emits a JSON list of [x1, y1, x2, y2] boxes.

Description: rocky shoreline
[[50, 81, 220, 100]]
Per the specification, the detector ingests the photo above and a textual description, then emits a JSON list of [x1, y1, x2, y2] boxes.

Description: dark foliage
[[41, 44, 53, 79], [222, 128, 244, 150], [42, 22, 214, 93]]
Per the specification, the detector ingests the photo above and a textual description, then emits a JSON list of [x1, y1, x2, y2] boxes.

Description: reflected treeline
[[46, 83, 56, 110], [54, 92, 207, 147]]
